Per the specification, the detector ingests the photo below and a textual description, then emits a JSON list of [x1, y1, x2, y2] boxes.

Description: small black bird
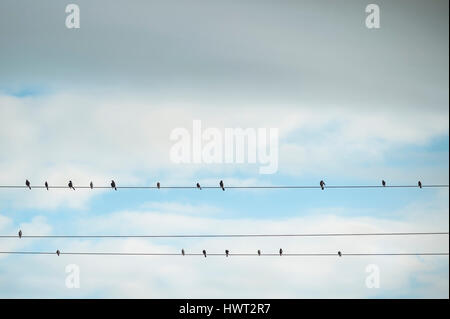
[[320, 180, 325, 190], [90, 181, 93, 189], [68, 180, 75, 190], [197, 183, 202, 190], [338, 251, 342, 257], [111, 180, 117, 190], [18, 230, 22, 238], [382, 180, 386, 187], [220, 180, 225, 191], [418, 181, 422, 189], [25, 180, 31, 190], [45, 181, 49, 190], [202, 249, 207, 257], [56, 250, 60, 256], [279, 248, 283, 256], [181, 249, 185, 256], [157, 182, 160, 189], [225, 249, 229, 257], [257, 250, 261, 256]]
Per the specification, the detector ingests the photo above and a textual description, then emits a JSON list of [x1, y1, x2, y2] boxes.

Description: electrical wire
[[0, 184, 448, 190], [0, 251, 448, 257], [1, 231, 448, 239]]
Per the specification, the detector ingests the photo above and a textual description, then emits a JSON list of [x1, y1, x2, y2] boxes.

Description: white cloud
[[1, 92, 448, 209], [0, 194, 448, 298], [0, 0, 448, 299], [140, 201, 222, 216]]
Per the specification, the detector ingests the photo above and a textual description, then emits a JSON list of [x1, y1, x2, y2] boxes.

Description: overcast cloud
[[0, 0, 448, 298]]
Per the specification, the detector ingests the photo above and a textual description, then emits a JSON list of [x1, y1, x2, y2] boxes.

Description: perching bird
[[56, 250, 60, 256], [68, 180, 75, 190], [181, 249, 185, 256], [111, 180, 117, 190], [25, 180, 31, 190], [279, 248, 283, 256], [157, 182, 160, 189], [197, 183, 202, 190], [220, 180, 225, 191], [202, 249, 207, 257], [18, 230, 22, 238], [320, 180, 325, 190], [225, 249, 229, 257], [338, 251, 342, 257], [45, 181, 49, 190], [382, 180, 386, 187], [90, 181, 93, 189], [257, 250, 261, 256], [418, 181, 422, 189]]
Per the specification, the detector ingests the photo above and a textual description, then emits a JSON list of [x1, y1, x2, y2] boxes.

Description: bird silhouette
[[68, 180, 75, 190], [320, 180, 325, 190], [220, 180, 225, 191], [25, 180, 31, 190], [203, 250, 207, 257], [257, 250, 261, 256], [382, 180, 386, 187], [111, 180, 117, 190], [181, 249, 185, 256], [338, 251, 342, 257], [56, 250, 60, 256], [18, 230, 22, 238], [45, 181, 49, 190], [90, 181, 93, 189], [418, 181, 422, 189], [197, 183, 202, 190], [157, 182, 160, 189], [279, 248, 283, 256], [225, 249, 229, 257]]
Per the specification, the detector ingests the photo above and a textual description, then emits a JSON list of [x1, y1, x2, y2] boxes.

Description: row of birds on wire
[[22, 180, 224, 190], [16, 231, 344, 257], [22, 179, 425, 190], [16, 247, 344, 259]]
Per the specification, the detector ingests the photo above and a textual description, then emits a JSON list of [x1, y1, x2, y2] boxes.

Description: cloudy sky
[[0, 0, 448, 298]]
